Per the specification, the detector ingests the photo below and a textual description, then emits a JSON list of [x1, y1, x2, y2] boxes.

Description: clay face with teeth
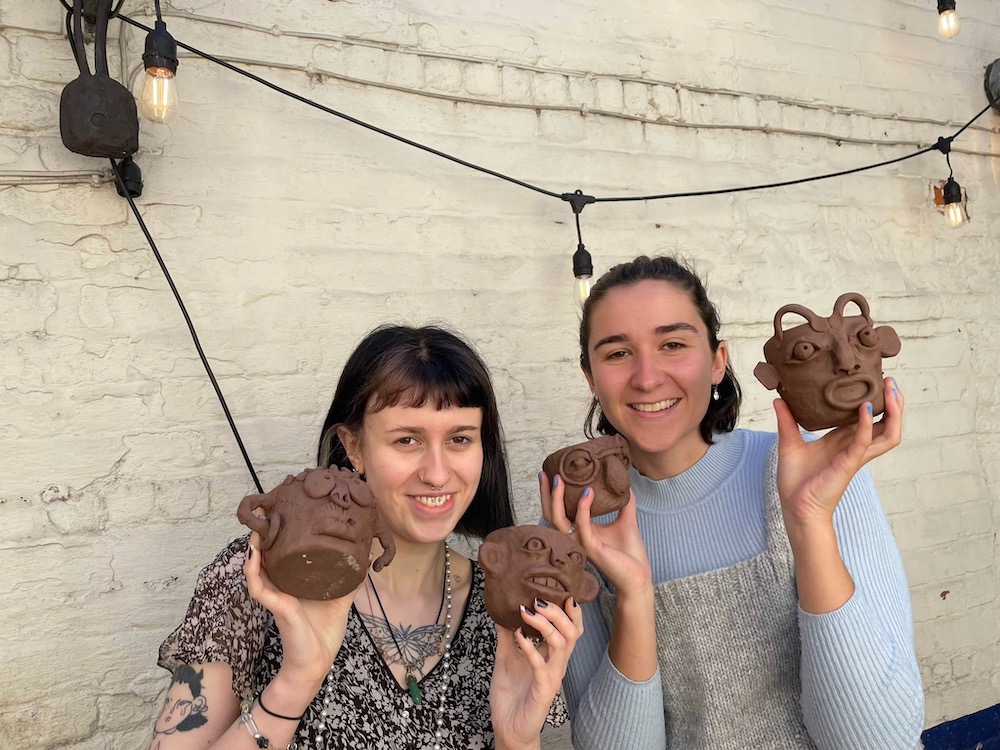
[[478, 525, 600, 638], [238, 467, 395, 600], [542, 435, 631, 522], [754, 292, 901, 431]]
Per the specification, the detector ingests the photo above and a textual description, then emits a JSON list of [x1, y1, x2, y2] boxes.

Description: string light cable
[[108, 156, 264, 494]]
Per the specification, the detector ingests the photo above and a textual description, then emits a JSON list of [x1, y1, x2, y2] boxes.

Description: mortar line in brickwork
[[117, 51, 998, 159], [137, 9, 999, 137], [0, 170, 111, 186]]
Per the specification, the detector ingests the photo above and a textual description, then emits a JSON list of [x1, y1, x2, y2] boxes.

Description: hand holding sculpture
[[541, 435, 631, 522], [754, 292, 901, 431], [479, 525, 600, 638], [237, 467, 395, 600]]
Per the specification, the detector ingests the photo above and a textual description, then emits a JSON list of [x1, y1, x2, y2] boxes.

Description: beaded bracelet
[[238, 700, 295, 750]]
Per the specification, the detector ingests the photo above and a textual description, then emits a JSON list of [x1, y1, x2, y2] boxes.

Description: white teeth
[[631, 398, 678, 413], [414, 494, 450, 507]]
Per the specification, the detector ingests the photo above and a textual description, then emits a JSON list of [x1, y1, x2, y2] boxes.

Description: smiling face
[[754, 294, 901, 430], [339, 402, 484, 547], [584, 279, 727, 479], [479, 525, 599, 636]]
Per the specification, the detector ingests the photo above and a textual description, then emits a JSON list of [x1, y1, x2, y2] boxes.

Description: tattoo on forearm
[[152, 665, 210, 740]]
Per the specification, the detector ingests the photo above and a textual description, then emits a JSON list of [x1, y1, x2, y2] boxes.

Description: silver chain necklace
[[319, 543, 454, 750]]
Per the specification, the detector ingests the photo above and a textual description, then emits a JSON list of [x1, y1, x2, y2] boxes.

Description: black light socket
[[986, 59, 1000, 114], [937, 0, 956, 13], [142, 20, 178, 74], [114, 156, 143, 198], [573, 243, 593, 279], [942, 176, 962, 205]]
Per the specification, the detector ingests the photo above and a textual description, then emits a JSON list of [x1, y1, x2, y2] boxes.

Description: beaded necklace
[[364, 542, 454, 750]]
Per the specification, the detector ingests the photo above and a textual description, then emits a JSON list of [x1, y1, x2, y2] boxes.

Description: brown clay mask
[[754, 292, 901, 431], [542, 435, 631, 521], [237, 467, 395, 600], [479, 525, 599, 638]]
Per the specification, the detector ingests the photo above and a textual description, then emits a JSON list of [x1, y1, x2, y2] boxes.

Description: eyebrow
[[385, 425, 480, 434], [592, 323, 700, 350]]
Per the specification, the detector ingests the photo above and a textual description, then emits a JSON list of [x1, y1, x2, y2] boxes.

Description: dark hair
[[316, 325, 515, 538], [579, 255, 742, 444]]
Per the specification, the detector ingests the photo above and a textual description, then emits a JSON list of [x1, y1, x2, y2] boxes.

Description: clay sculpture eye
[[568, 550, 584, 565], [524, 537, 547, 552], [561, 448, 598, 483], [857, 327, 878, 348], [791, 341, 817, 361]]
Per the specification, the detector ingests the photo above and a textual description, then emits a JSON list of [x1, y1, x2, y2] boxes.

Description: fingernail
[[538, 472, 543, 483], [248, 546, 254, 559], [520, 603, 536, 616], [552, 475, 559, 489], [582, 487, 592, 498], [570, 597, 578, 608], [534, 597, 549, 608], [867, 404, 873, 415]]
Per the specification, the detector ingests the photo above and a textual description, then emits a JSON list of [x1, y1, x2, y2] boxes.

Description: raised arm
[[540, 475, 666, 750], [774, 379, 924, 749], [149, 535, 356, 749]]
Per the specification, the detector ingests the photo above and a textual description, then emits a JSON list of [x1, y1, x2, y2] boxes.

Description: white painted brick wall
[[1, 0, 998, 747]]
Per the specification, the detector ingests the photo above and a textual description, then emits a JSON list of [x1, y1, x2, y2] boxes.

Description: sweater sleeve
[[562, 586, 667, 750], [797, 468, 925, 750]]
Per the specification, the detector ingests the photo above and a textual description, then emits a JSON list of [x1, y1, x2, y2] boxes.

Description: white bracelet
[[238, 700, 295, 750]]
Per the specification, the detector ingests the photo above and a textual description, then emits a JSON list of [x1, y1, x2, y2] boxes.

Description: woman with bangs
[[150, 325, 580, 750]]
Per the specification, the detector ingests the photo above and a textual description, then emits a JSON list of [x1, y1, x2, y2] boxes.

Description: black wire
[[116, 14, 563, 200], [593, 145, 937, 203], [109, 158, 264, 494], [574, 212, 583, 245]]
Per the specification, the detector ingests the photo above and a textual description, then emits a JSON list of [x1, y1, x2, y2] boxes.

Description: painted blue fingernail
[[867, 404, 874, 415], [552, 475, 559, 489], [538, 472, 543, 483], [893, 388, 900, 401]]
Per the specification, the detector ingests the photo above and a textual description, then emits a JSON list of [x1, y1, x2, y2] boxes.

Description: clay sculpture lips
[[754, 292, 901, 432]]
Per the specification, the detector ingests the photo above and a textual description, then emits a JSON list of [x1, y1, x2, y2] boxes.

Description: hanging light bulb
[[140, 20, 179, 123], [942, 177, 968, 228], [937, 0, 960, 38], [573, 243, 594, 309]]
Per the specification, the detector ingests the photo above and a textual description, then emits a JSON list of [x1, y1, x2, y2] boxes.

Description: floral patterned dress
[[159, 535, 567, 750]]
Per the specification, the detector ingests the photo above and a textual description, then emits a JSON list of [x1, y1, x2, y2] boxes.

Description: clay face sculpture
[[753, 292, 901, 431], [541, 435, 631, 522], [479, 525, 600, 638], [237, 467, 395, 600]]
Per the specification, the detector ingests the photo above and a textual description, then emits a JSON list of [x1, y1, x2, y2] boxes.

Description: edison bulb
[[140, 67, 179, 123], [574, 275, 592, 309], [944, 201, 967, 228], [938, 9, 960, 39]]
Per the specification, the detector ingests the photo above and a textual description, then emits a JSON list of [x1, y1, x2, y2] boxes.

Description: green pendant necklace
[[367, 543, 452, 707]]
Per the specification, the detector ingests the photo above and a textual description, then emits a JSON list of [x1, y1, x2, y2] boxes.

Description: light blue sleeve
[[562, 588, 667, 750], [798, 468, 925, 750]]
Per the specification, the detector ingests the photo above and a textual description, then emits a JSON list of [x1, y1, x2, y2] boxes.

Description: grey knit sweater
[[562, 429, 924, 750]]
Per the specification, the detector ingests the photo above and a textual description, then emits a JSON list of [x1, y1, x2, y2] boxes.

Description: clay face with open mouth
[[478, 525, 599, 638], [542, 435, 631, 522], [754, 292, 901, 431], [237, 467, 395, 600]]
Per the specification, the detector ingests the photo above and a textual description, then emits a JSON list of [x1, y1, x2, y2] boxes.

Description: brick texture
[[1, 0, 999, 747]]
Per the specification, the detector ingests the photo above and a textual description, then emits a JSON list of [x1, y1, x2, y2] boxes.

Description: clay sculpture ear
[[877, 326, 901, 358], [577, 569, 601, 605], [236, 493, 280, 549], [754, 362, 780, 390], [478, 540, 504, 574]]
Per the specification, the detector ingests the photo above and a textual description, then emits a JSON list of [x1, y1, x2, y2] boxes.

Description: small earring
[[712, 384, 720, 402]]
